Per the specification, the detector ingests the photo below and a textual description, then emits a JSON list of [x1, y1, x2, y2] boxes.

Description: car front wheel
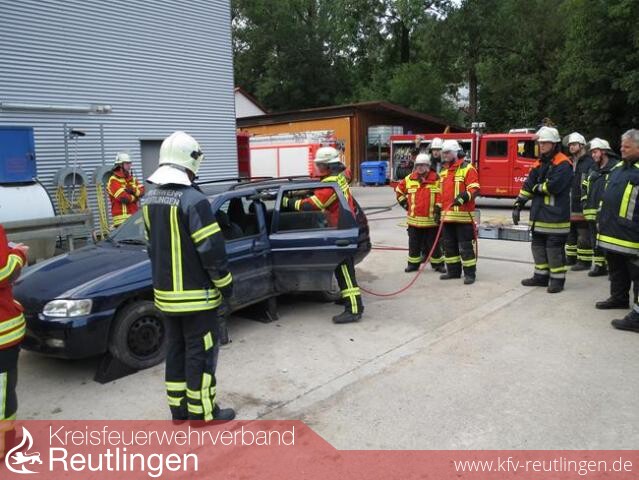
[[109, 300, 167, 370]]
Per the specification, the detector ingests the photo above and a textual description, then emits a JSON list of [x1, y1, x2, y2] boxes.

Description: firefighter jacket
[[570, 153, 595, 220], [516, 152, 572, 235], [395, 171, 441, 227], [439, 159, 480, 223], [284, 172, 355, 227], [142, 185, 233, 315], [107, 169, 145, 226], [581, 156, 619, 221], [597, 159, 639, 256], [0, 226, 26, 352]]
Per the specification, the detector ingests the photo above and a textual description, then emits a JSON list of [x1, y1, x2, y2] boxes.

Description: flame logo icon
[[5, 426, 41, 474]]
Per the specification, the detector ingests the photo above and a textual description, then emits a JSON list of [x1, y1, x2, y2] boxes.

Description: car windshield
[[108, 211, 145, 243]]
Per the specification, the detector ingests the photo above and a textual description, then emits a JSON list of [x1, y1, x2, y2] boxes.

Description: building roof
[[236, 100, 466, 132], [234, 87, 268, 114]]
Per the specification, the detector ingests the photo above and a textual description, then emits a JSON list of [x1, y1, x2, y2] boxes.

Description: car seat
[[215, 210, 243, 240]]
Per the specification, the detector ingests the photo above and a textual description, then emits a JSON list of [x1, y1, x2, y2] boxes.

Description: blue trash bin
[[361, 161, 388, 185]]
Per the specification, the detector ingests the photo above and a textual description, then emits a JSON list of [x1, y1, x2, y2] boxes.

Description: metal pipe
[[0, 101, 112, 114]]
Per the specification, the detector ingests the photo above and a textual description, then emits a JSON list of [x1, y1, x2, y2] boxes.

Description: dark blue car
[[14, 178, 371, 370]]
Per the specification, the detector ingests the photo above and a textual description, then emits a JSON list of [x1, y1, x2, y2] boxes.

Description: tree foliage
[[232, 0, 639, 141]]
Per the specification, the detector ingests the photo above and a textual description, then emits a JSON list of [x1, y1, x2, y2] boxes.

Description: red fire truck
[[389, 130, 539, 198]]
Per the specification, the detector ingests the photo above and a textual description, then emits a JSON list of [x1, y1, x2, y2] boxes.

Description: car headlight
[[43, 299, 93, 317]]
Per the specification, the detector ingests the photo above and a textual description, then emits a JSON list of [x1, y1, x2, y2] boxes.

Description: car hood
[[14, 242, 150, 305]]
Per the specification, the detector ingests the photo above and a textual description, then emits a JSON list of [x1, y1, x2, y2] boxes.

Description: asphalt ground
[[17, 186, 638, 449]]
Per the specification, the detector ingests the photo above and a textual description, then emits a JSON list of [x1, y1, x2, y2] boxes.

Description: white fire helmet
[[414, 153, 431, 166], [314, 146, 341, 164], [589, 137, 611, 151], [158, 131, 204, 174], [566, 132, 587, 145], [430, 137, 444, 150], [534, 126, 561, 143], [114, 152, 131, 165], [441, 140, 462, 153]]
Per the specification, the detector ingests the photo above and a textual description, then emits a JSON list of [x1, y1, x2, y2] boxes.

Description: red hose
[[359, 205, 479, 297]]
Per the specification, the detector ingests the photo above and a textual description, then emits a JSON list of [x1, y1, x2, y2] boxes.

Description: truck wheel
[[109, 300, 167, 370]]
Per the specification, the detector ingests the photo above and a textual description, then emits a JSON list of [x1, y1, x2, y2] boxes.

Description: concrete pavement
[[16, 186, 638, 449]]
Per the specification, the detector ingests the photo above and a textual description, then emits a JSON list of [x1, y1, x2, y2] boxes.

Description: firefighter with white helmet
[[565, 132, 595, 270], [429, 137, 444, 172], [513, 126, 573, 293], [583, 138, 619, 278], [395, 153, 445, 273], [438, 139, 480, 284], [143, 131, 236, 422], [282, 146, 363, 324], [107, 152, 144, 227]]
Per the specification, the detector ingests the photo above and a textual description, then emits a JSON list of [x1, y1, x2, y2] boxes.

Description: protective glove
[[216, 301, 231, 345], [399, 199, 408, 210], [125, 187, 136, 195], [453, 193, 467, 206], [433, 204, 442, 224], [512, 206, 521, 225]]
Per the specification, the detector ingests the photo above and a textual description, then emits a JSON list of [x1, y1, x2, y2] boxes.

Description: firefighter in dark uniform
[[596, 129, 639, 332], [582, 138, 619, 277], [513, 126, 573, 293], [144, 131, 235, 422], [395, 153, 445, 273], [565, 132, 595, 270], [282, 147, 363, 324], [0, 227, 28, 458], [438, 140, 480, 285]]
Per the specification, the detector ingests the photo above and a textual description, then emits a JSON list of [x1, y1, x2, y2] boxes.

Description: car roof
[[198, 176, 325, 198]]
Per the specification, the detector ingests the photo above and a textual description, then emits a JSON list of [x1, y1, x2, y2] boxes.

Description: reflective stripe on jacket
[[440, 159, 480, 223], [290, 172, 355, 227], [0, 225, 26, 351], [395, 171, 440, 227], [582, 157, 619, 221], [570, 153, 594, 219], [597, 160, 639, 255], [143, 185, 232, 315], [517, 152, 572, 235]]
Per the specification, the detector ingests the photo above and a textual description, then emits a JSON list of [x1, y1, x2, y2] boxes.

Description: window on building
[[486, 140, 508, 157]]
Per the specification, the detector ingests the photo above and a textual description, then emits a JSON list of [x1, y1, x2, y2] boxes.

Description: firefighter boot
[[464, 273, 476, 285], [405, 263, 419, 273], [440, 263, 462, 280], [595, 297, 629, 309], [213, 405, 236, 421], [588, 265, 608, 277], [571, 261, 590, 272], [332, 310, 362, 324], [611, 310, 639, 333], [521, 274, 549, 287], [433, 264, 446, 273], [547, 278, 565, 294]]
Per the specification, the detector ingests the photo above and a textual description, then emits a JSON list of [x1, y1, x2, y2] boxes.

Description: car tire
[[316, 278, 341, 302], [109, 300, 168, 370]]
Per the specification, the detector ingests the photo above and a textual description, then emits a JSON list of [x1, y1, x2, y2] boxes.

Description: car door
[[512, 138, 538, 196], [479, 137, 510, 197], [268, 181, 359, 293], [211, 191, 273, 310]]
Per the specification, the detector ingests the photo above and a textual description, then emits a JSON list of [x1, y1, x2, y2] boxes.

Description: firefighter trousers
[[531, 232, 567, 281], [606, 252, 639, 307], [335, 257, 363, 315], [442, 223, 476, 277], [566, 221, 592, 265], [0, 347, 19, 459], [407, 226, 444, 267], [588, 221, 606, 268], [165, 311, 220, 421]]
